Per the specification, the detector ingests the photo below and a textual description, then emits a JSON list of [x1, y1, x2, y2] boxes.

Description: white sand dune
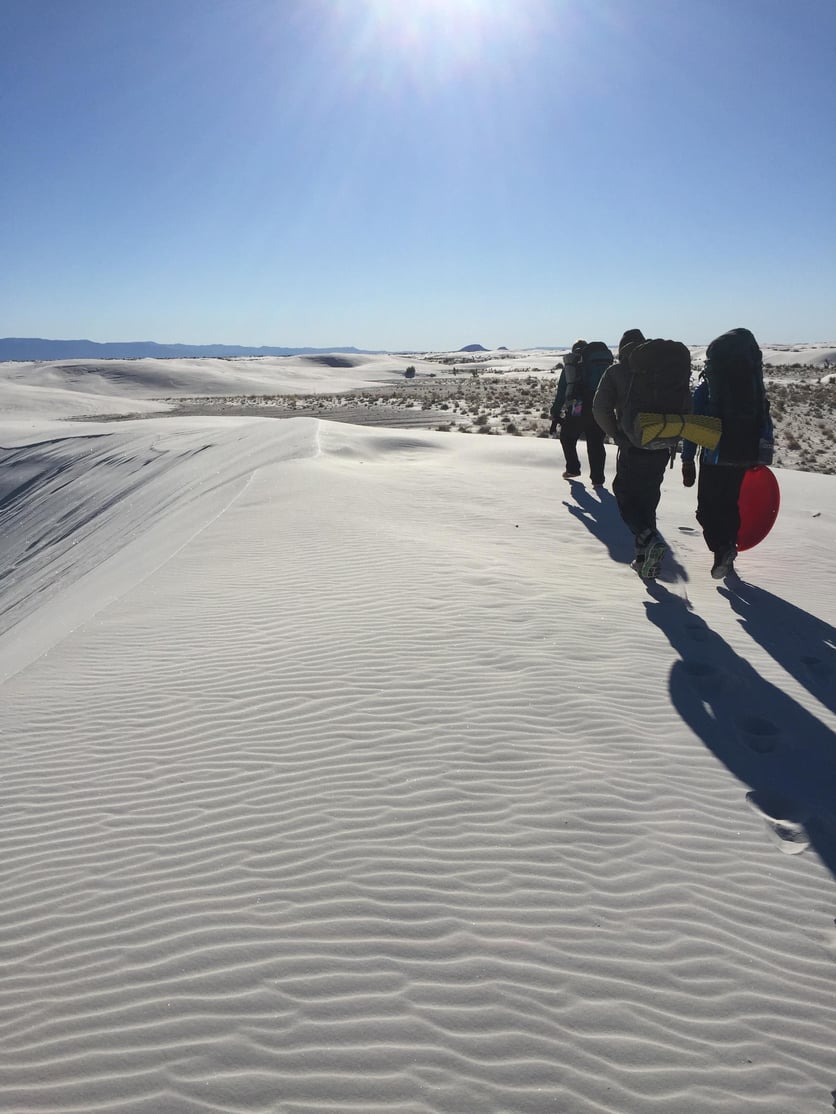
[[0, 362, 834, 1113], [0, 352, 437, 408]]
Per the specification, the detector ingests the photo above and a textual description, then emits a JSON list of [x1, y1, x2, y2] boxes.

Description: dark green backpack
[[702, 328, 769, 465], [577, 341, 614, 400], [565, 341, 614, 414]]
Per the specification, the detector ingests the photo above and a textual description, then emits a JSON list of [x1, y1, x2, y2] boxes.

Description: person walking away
[[549, 341, 587, 464], [549, 339, 614, 486], [593, 330, 692, 579], [680, 327, 773, 579]]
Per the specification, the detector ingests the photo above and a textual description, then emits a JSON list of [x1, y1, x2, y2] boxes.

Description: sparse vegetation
[[155, 360, 835, 475]]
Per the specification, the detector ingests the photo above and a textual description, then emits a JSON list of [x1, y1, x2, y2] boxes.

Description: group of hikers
[[548, 328, 774, 581]]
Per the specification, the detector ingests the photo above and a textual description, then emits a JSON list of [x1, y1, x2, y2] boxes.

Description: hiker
[[681, 327, 773, 579], [549, 339, 614, 487], [593, 330, 693, 578]]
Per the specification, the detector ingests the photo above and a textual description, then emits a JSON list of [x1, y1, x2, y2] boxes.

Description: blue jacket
[[680, 380, 708, 463], [683, 377, 773, 466]]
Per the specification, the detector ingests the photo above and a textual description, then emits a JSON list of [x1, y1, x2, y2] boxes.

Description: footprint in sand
[[746, 790, 811, 856], [683, 661, 716, 679], [736, 715, 780, 754], [682, 658, 741, 698], [682, 659, 722, 694], [801, 654, 834, 684], [685, 622, 711, 643]]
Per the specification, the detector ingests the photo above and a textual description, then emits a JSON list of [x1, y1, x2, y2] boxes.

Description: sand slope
[[1, 416, 834, 1113]]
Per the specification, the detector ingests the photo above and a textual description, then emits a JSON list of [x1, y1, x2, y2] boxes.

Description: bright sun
[[340, 0, 542, 82]]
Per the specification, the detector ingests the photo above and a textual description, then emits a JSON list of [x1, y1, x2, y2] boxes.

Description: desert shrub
[[404, 366, 416, 378], [474, 413, 489, 426]]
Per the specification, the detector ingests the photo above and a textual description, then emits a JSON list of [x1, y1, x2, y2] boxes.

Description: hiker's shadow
[[563, 483, 633, 564], [719, 579, 836, 716], [644, 583, 836, 881], [564, 483, 688, 583]]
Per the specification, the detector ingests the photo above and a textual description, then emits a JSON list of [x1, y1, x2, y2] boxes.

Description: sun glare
[[333, 0, 546, 88]]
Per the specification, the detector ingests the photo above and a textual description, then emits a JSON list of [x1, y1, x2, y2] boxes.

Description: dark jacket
[[591, 329, 645, 445], [591, 359, 629, 443], [550, 347, 587, 421]]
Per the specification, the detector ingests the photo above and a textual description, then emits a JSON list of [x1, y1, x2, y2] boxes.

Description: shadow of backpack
[[565, 341, 614, 418], [620, 339, 693, 450], [702, 328, 772, 465]]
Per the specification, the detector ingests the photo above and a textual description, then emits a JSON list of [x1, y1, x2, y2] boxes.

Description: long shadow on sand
[[644, 583, 836, 882], [564, 482, 688, 582], [563, 482, 633, 565], [718, 579, 836, 716]]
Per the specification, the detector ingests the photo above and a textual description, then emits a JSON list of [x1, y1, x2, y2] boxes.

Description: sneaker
[[711, 545, 737, 580], [637, 534, 668, 579], [562, 470, 581, 479]]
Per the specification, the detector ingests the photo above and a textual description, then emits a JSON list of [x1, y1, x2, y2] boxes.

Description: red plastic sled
[[737, 465, 780, 551]]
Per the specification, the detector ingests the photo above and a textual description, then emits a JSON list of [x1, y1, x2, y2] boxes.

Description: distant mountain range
[[0, 338, 377, 362], [0, 338, 567, 362]]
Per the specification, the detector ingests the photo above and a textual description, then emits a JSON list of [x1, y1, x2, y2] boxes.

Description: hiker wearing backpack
[[681, 327, 774, 579], [548, 339, 614, 487], [593, 330, 693, 578]]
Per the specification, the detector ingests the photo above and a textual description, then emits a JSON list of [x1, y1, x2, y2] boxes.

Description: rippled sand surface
[[1, 407, 834, 1113]]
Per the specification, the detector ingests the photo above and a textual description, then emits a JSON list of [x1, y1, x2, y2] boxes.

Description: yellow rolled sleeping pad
[[638, 412, 722, 450]]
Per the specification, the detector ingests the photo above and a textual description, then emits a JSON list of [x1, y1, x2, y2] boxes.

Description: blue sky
[[1, 0, 834, 350]]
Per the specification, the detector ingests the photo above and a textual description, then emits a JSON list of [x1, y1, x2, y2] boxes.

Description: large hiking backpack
[[702, 328, 769, 465], [565, 341, 614, 414], [620, 339, 693, 450]]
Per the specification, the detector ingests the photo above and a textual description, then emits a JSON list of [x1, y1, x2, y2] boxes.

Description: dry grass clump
[[162, 363, 835, 475], [768, 379, 836, 474]]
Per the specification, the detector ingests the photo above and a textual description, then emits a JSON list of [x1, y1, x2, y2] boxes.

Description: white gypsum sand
[[0, 351, 834, 1114]]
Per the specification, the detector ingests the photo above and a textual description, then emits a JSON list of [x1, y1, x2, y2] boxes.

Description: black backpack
[[620, 339, 693, 449], [702, 328, 769, 465], [565, 341, 613, 408]]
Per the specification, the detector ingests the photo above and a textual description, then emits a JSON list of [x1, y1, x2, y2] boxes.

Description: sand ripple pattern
[[1, 424, 833, 1113]]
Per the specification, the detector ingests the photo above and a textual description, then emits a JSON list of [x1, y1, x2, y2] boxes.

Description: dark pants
[[613, 445, 669, 546], [560, 414, 606, 484], [696, 463, 746, 554]]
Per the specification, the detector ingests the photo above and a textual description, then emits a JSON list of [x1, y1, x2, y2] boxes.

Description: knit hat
[[618, 329, 645, 361]]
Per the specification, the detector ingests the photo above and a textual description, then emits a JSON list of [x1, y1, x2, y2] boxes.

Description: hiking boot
[[711, 545, 737, 580], [562, 470, 581, 479], [591, 478, 605, 488]]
